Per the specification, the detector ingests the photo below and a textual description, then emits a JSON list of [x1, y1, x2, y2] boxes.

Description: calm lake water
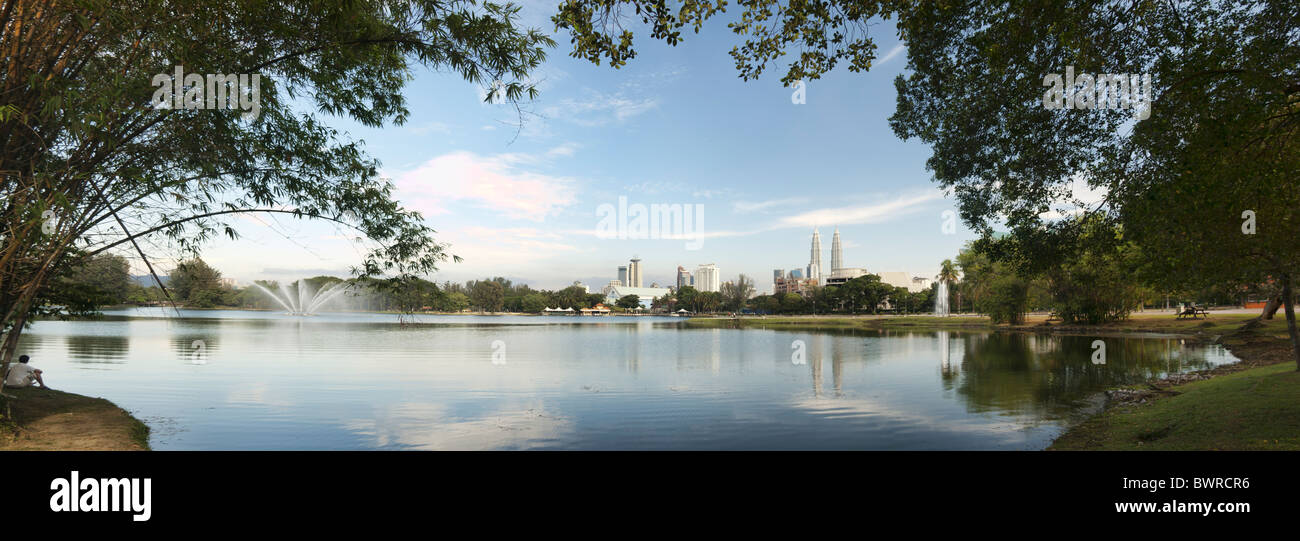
[[17, 309, 1238, 450]]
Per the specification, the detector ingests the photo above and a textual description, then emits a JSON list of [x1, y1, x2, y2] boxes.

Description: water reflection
[[953, 333, 1220, 418], [64, 335, 130, 364], [15, 313, 1239, 450]]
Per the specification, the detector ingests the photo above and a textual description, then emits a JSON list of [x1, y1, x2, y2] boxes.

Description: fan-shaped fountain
[[252, 280, 349, 316]]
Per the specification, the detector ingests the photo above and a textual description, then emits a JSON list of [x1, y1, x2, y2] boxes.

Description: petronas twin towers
[[807, 227, 842, 284]]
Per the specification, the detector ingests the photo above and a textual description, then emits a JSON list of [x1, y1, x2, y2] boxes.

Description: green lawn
[[1049, 361, 1300, 450]]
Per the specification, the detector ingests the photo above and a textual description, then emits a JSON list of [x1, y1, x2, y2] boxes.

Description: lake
[[16, 309, 1237, 450]]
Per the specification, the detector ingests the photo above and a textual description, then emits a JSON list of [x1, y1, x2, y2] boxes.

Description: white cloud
[[546, 142, 581, 158], [390, 151, 578, 222], [777, 191, 944, 228], [544, 88, 659, 126], [878, 44, 906, 65], [733, 197, 806, 213]]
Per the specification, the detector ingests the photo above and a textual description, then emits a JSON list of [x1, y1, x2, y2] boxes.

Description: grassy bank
[[1, 387, 149, 451], [1050, 317, 1299, 450]]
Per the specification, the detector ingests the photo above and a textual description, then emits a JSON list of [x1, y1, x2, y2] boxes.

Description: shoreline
[[0, 387, 149, 451]]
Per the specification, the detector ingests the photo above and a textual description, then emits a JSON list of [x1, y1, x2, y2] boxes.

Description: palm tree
[[938, 259, 959, 313]]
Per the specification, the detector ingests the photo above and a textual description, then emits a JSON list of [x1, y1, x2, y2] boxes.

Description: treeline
[[742, 276, 935, 315], [943, 216, 1283, 325]]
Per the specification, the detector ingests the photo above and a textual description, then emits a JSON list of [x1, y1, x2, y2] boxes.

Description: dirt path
[[1, 387, 149, 451]]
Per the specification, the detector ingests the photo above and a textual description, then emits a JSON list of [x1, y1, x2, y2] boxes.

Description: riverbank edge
[[0, 387, 150, 451], [682, 313, 1297, 450], [1047, 325, 1298, 450]]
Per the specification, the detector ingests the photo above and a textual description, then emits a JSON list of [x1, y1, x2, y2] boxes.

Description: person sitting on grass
[[4, 355, 49, 389]]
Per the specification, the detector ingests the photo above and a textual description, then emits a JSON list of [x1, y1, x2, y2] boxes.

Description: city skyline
[[109, 3, 1003, 292]]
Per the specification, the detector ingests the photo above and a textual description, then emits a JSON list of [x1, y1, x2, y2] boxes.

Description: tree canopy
[[1, 1, 553, 371]]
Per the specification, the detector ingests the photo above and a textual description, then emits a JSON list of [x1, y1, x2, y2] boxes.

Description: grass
[[1049, 361, 1300, 450], [0, 386, 150, 450]]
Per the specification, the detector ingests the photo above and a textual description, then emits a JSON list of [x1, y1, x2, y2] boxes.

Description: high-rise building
[[831, 227, 842, 273], [695, 263, 720, 292], [808, 228, 822, 284], [773, 269, 785, 290], [617, 265, 628, 284], [678, 266, 693, 289], [627, 257, 643, 287], [789, 269, 803, 279]]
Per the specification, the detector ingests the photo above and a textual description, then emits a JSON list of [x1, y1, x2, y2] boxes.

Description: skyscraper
[[808, 228, 822, 284], [695, 263, 720, 292], [628, 257, 643, 287], [830, 227, 842, 273], [678, 266, 693, 289], [617, 265, 628, 284]]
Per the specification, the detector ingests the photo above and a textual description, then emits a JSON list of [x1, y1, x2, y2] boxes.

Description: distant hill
[[130, 274, 169, 287]]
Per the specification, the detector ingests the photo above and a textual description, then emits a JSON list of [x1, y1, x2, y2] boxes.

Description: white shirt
[[5, 363, 35, 387]]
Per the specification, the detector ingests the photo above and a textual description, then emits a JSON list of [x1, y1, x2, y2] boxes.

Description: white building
[[694, 263, 720, 292], [605, 285, 672, 309]]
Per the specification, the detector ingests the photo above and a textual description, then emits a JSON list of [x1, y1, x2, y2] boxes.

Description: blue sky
[[192, 3, 982, 294]]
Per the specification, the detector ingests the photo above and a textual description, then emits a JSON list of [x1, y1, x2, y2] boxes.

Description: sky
[[169, 2, 986, 295]]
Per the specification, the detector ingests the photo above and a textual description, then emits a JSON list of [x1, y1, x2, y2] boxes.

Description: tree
[[885, 2, 1300, 365], [56, 253, 132, 308], [520, 292, 550, 313], [470, 281, 505, 313], [720, 274, 755, 311], [1, 1, 553, 378], [168, 259, 224, 306], [615, 294, 641, 309]]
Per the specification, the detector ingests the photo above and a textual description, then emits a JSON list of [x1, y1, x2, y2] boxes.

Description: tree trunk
[[1261, 295, 1282, 319], [1281, 274, 1300, 371]]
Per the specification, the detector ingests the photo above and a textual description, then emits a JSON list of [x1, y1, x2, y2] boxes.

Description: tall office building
[[628, 257, 643, 287], [773, 269, 785, 284], [807, 228, 822, 284], [830, 227, 843, 273], [617, 265, 628, 285], [695, 263, 721, 292], [678, 266, 693, 289]]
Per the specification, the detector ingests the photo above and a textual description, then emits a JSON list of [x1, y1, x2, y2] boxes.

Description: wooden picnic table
[[1176, 306, 1210, 319]]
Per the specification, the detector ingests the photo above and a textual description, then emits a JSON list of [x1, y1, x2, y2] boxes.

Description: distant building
[[830, 227, 842, 273], [627, 257, 643, 287], [678, 266, 693, 289], [878, 271, 930, 293], [617, 265, 628, 284], [602, 280, 623, 296], [774, 276, 817, 296], [788, 269, 803, 279], [605, 285, 671, 309], [807, 229, 822, 284], [695, 263, 720, 292], [824, 267, 869, 288]]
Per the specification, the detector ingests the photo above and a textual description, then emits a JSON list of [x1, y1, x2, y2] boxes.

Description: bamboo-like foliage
[[0, 0, 554, 375]]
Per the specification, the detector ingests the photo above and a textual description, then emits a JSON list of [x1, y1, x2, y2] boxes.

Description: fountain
[[934, 280, 950, 317], [252, 279, 350, 315]]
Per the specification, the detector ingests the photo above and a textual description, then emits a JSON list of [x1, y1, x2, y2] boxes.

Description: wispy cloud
[[777, 191, 944, 228], [878, 44, 906, 65], [733, 197, 807, 213], [545, 88, 659, 126]]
